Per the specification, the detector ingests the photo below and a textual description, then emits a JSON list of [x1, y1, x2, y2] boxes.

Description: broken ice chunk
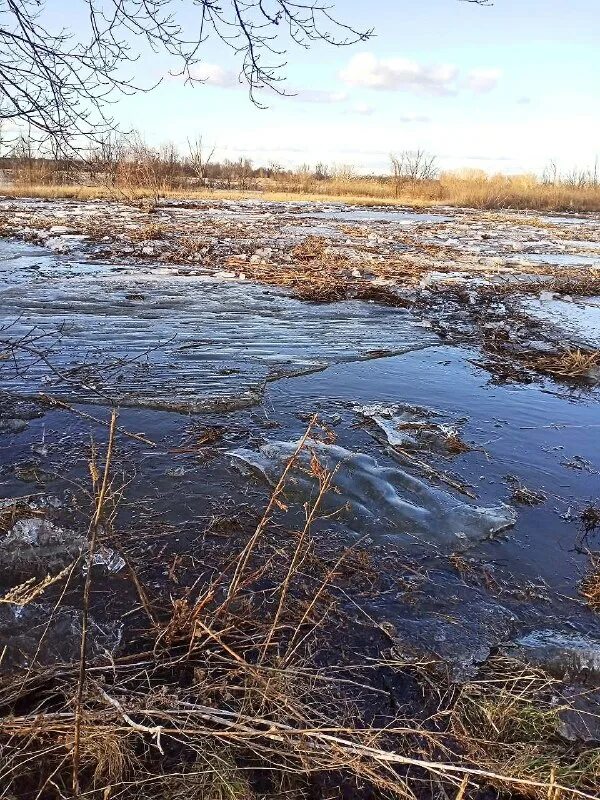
[[229, 438, 515, 550]]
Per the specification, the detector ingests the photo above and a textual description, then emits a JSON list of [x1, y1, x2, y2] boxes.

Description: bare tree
[[0, 0, 373, 148], [116, 134, 167, 206], [87, 133, 127, 186], [188, 135, 216, 188], [390, 150, 438, 195], [541, 158, 600, 189]]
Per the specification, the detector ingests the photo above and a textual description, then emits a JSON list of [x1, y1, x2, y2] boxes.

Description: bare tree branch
[[0, 0, 375, 147]]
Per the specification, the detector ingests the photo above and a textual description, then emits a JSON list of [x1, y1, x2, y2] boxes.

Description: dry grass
[[5, 171, 600, 211], [579, 505, 600, 611], [509, 481, 547, 507], [580, 557, 600, 611], [581, 504, 600, 534], [448, 657, 600, 792], [532, 348, 600, 379], [293, 279, 412, 306]]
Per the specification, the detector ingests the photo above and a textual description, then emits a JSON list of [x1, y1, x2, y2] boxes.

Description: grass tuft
[[532, 349, 600, 379]]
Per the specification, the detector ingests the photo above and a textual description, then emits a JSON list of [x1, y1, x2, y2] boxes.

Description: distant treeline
[[1, 133, 599, 212]]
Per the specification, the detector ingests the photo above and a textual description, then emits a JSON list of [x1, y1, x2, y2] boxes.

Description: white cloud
[[293, 89, 348, 104], [340, 52, 459, 95], [340, 53, 501, 96], [352, 102, 375, 115], [398, 112, 430, 123], [189, 63, 239, 88], [466, 68, 502, 93]]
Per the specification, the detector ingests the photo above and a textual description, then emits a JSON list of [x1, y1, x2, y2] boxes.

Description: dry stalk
[[258, 457, 338, 664], [224, 414, 318, 604], [0, 561, 74, 606], [72, 409, 118, 795]]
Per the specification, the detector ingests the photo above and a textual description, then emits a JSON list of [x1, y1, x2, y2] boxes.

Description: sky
[[63, 1, 600, 175]]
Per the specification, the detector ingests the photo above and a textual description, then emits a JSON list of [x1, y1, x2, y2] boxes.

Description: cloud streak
[[188, 63, 239, 88], [340, 53, 500, 96], [293, 89, 348, 104], [340, 53, 459, 95], [466, 68, 502, 92]]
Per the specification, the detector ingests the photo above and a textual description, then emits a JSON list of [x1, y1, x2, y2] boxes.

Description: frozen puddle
[[0, 603, 121, 672], [230, 438, 515, 550], [281, 224, 343, 238], [301, 208, 450, 224], [540, 215, 600, 226], [521, 295, 600, 348], [0, 241, 437, 410], [514, 629, 600, 682], [516, 253, 600, 268]]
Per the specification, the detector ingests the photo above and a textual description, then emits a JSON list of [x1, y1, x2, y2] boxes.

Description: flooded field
[[1, 198, 600, 797]]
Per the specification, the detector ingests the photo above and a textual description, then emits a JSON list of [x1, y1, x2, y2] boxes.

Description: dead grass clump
[[482, 326, 600, 383], [580, 504, 600, 534], [294, 279, 411, 307], [445, 431, 472, 455], [351, 283, 412, 307], [580, 557, 600, 611], [532, 348, 600, 379], [447, 656, 600, 793], [549, 272, 600, 298], [160, 747, 254, 800], [74, 723, 136, 786], [127, 222, 165, 242], [507, 477, 547, 506], [291, 235, 329, 261]]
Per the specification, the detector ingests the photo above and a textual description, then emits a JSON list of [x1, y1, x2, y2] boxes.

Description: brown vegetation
[[532, 348, 600, 379], [6, 173, 600, 212], [3, 140, 600, 211], [581, 504, 600, 534], [580, 558, 600, 611]]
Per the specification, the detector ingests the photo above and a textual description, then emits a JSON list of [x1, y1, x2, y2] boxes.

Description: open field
[[5, 172, 600, 211], [1, 197, 599, 799]]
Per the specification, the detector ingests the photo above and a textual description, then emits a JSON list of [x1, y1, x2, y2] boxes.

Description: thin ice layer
[[513, 629, 600, 683], [229, 439, 515, 550], [0, 240, 437, 411], [1, 517, 124, 576], [0, 603, 121, 672]]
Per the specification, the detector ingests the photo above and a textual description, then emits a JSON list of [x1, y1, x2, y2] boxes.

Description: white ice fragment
[[166, 466, 186, 477], [85, 546, 126, 574], [4, 517, 65, 546], [516, 629, 600, 679], [214, 270, 236, 279], [355, 403, 465, 454], [45, 235, 87, 253]]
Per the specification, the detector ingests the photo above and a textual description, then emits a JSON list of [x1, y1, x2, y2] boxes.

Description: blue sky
[[110, 0, 600, 174]]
